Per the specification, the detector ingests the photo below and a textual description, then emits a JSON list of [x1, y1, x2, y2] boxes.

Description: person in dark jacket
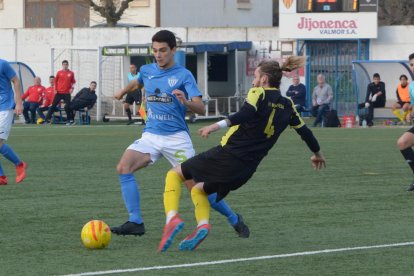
[[65, 81, 97, 125], [286, 75, 307, 112], [358, 73, 386, 126]]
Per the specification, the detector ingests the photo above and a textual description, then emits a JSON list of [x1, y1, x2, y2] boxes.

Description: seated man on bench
[[311, 74, 333, 127], [65, 81, 97, 126], [358, 73, 386, 127], [392, 74, 411, 124]]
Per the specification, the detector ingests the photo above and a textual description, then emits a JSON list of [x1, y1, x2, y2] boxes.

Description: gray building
[[160, 0, 273, 27]]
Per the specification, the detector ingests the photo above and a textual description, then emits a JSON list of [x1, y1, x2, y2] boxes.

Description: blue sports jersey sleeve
[[2, 60, 16, 81], [183, 71, 202, 99], [410, 82, 414, 105], [0, 59, 17, 111], [137, 67, 144, 85]]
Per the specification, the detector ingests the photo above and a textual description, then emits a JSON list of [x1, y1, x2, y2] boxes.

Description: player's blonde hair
[[258, 56, 305, 88]]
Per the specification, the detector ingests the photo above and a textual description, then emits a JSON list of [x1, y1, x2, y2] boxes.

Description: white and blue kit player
[[0, 59, 27, 185], [111, 30, 249, 238]]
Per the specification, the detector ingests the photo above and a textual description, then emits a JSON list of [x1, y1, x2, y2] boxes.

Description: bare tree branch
[[88, 0, 134, 26], [115, 0, 134, 18]]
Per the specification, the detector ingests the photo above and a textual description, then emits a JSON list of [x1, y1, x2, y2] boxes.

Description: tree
[[88, 0, 134, 27], [378, 0, 414, 25]]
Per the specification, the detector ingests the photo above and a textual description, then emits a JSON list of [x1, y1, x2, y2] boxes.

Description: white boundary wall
[[1, 26, 413, 119], [2, 26, 413, 82]]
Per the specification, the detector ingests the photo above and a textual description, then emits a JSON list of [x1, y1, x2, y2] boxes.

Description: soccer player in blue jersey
[[398, 53, 414, 191], [0, 59, 27, 185], [158, 57, 326, 251], [112, 30, 249, 238]]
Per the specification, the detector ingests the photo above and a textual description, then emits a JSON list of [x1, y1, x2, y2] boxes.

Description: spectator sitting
[[357, 73, 386, 127], [65, 81, 97, 125], [286, 75, 307, 113], [311, 74, 333, 127], [22, 76, 45, 124], [37, 75, 55, 123], [392, 74, 410, 124]]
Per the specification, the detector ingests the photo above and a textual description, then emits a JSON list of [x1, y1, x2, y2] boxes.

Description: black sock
[[401, 148, 414, 174], [126, 108, 132, 121]]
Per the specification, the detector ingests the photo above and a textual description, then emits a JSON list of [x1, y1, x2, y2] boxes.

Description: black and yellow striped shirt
[[220, 87, 304, 164]]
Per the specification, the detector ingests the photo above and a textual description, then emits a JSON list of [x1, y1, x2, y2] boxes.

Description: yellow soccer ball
[[81, 220, 111, 249], [36, 118, 44, 125]]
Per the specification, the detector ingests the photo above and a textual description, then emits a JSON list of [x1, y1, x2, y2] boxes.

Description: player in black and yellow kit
[[158, 57, 326, 252]]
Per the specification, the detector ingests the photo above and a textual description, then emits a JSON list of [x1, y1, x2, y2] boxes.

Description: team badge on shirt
[[168, 76, 178, 87]]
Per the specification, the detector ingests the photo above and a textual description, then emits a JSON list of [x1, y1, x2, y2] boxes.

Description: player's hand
[[198, 124, 219, 138], [172, 89, 187, 105], [311, 152, 326, 170], [114, 89, 125, 100], [15, 102, 23, 115]]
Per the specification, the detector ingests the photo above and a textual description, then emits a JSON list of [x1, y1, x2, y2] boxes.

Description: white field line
[[62, 241, 414, 276]]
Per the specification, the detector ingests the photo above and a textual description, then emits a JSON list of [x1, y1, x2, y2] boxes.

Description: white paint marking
[[61, 241, 414, 276]]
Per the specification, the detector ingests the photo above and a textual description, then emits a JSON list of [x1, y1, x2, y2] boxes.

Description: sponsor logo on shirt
[[147, 108, 174, 121]]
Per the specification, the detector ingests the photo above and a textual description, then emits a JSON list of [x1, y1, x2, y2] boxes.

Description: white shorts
[[127, 131, 195, 167], [0, 110, 15, 140]]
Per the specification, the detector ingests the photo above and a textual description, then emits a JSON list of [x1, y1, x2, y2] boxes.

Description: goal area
[[51, 47, 125, 122]]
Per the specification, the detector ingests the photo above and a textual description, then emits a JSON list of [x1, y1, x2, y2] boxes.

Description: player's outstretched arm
[[198, 119, 230, 138], [294, 125, 326, 170], [11, 76, 23, 115], [114, 80, 141, 100]]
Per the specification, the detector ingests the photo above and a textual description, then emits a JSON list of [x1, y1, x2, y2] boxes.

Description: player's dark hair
[[258, 56, 304, 88], [62, 60, 69, 65], [152, 30, 177, 49], [373, 73, 380, 79], [409, 53, 414, 60], [49, 75, 55, 79], [90, 81, 97, 85], [400, 74, 408, 80]]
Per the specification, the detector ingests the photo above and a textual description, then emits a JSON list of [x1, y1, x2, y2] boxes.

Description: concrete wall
[[371, 26, 414, 60], [1, 25, 413, 110], [0, 0, 24, 28], [160, 0, 272, 27]]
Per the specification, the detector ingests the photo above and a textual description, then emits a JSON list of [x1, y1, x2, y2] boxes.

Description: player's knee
[[397, 136, 412, 150], [116, 161, 133, 174]]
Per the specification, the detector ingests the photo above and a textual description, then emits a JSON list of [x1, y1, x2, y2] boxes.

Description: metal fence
[[302, 40, 370, 116]]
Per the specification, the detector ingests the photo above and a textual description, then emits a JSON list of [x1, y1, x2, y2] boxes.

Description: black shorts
[[124, 90, 142, 105], [181, 146, 258, 201], [397, 101, 410, 106], [407, 127, 414, 135]]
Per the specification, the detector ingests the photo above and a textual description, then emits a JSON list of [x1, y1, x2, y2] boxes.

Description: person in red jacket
[[22, 76, 45, 124], [37, 75, 55, 121], [44, 60, 76, 123]]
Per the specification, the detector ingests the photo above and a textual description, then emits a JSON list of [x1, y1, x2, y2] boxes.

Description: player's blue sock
[[0, 144, 21, 165], [208, 193, 238, 226], [0, 162, 4, 176], [119, 173, 143, 224]]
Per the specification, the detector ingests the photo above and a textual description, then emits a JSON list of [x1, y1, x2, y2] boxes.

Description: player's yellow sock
[[393, 110, 404, 122], [403, 110, 410, 122], [164, 170, 182, 221], [191, 187, 210, 226]]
